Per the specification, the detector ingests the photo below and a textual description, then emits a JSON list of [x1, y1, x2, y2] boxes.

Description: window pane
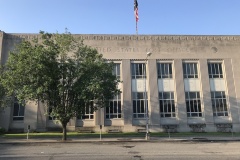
[[185, 92, 202, 117], [13, 99, 25, 121], [158, 63, 173, 78], [159, 92, 175, 117], [183, 62, 198, 78], [133, 92, 147, 118], [132, 63, 145, 79], [211, 91, 228, 117], [106, 94, 122, 119], [78, 101, 94, 120], [208, 62, 223, 79], [13, 104, 19, 117]]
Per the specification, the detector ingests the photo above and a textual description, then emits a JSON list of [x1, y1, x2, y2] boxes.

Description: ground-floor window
[[211, 91, 228, 116], [133, 92, 147, 118], [48, 107, 56, 120], [106, 94, 121, 119], [13, 99, 25, 120], [159, 92, 176, 117], [78, 101, 94, 119], [185, 92, 202, 117]]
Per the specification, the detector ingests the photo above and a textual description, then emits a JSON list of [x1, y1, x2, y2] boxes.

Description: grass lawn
[[1, 132, 239, 139]]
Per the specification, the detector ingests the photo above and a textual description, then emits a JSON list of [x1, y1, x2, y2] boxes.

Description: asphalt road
[[1, 141, 240, 160]]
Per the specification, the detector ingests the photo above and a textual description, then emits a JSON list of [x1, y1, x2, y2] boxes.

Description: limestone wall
[[1, 33, 240, 132]]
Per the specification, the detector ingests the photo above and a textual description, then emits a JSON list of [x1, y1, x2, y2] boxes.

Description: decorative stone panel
[[75, 127, 95, 133], [215, 123, 232, 132], [162, 125, 178, 133], [189, 124, 206, 132], [107, 126, 123, 133]]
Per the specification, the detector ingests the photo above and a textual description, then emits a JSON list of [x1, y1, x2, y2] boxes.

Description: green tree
[[0, 68, 12, 108], [1, 30, 120, 140]]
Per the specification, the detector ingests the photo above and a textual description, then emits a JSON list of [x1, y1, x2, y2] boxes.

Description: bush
[[0, 127, 5, 134]]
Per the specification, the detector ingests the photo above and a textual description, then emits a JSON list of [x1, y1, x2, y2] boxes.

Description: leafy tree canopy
[[1, 29, 121, 140]]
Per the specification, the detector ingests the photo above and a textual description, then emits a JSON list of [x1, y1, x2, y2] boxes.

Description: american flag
[[134, 0, 139, 22]]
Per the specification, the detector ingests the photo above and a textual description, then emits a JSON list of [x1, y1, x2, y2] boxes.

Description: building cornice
[[3, 33, 240, 41]]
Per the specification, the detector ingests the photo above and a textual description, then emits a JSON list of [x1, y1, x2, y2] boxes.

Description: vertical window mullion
[[144, 63, 146, 78], [164, 64, 167, 77], [213, 64, 217, 76], [166, 64, 169, 78], [216, 64, 219, 77], [139, 64, 141, 77], [190, 63, 193, 77]]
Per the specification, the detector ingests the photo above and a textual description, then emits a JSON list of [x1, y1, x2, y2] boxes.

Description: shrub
[[0, 127, 5, 134]]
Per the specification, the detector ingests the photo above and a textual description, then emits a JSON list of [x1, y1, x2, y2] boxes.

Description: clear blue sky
[[1, 0, 240, 35]]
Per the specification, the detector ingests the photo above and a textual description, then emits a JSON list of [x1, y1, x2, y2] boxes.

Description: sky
[[1, 0, 240, 35]]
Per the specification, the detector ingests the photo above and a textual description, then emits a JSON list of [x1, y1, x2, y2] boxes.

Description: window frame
[[13, 99, 25, 121], [77, 101, 94, 120], [48, 107, 57, 120], [185, 92, 203, 117], [159, 92, 176, 118], [208, 62, 223, 78], [106, 94, 122, 119], [112, 63, 121, 79], [132, 92, 147, 119], [131, 63, 146, 79], [157, 62, 173, 79], [211, 91, 228, 117], [182, 62, 199, 78]]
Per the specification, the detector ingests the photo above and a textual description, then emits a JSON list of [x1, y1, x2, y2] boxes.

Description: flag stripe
[[134, 0, 139, 22]]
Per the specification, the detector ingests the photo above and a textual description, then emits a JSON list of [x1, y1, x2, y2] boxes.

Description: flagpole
[[136, 21, 138, 35]]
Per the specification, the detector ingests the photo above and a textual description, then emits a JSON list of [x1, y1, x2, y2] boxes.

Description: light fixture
[[146, 52, 152, 57]]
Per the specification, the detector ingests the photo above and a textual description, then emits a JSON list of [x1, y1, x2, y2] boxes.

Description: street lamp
[[145, 52, 152, 140]]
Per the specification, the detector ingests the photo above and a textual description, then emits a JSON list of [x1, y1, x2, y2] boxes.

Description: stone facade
[[1, 31, 240, 133]]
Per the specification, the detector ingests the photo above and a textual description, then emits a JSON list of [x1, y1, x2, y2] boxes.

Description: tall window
[[48, 107, 56, 120], [131, 63, 145, 79], [157, 63, 173, 78], [112, 63, 120, 79], [133, 92, 147, 118], [211, 91, 228, 116], [185, 92, 202, 117], [183, 62, 198, 78], [78, 101, 94, 119], [13, 100, 25, 121], [208, 62, 223, 78], [159, 92, 175, 117], [106, 94, 121, 119]]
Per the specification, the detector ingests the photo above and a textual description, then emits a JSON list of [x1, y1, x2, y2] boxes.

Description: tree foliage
[[1, 30, 121, 140], [0, 63, 14, 109]]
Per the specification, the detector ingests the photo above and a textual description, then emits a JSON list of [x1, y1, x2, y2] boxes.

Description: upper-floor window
[[112, 63, 120, 79], [157, 63, 173, 78], [183, 62, 198, 78], [131, 63, 145, 79], [208, 62, 223, 78]]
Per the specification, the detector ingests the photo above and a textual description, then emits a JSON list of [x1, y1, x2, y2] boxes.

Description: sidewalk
[[1, 135, 240, 144]]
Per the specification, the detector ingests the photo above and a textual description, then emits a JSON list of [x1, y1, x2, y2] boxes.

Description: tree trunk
[[62, 123, 67, 141]]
